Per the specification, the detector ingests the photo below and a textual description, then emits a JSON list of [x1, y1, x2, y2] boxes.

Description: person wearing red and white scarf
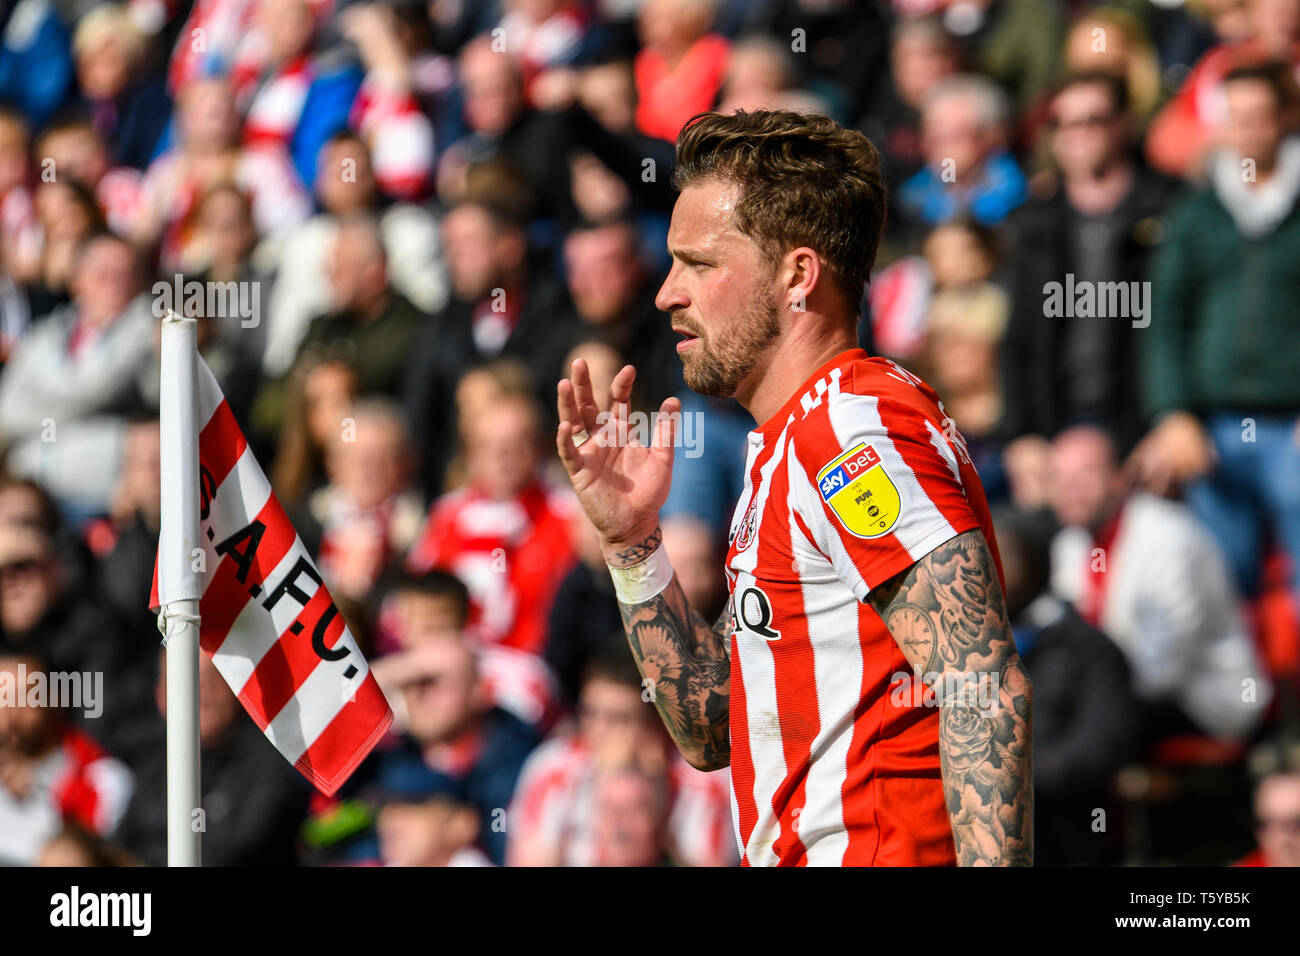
[[132, 76, 310, 271], [339, 2, 435, 201], [406, 392, 577, 658]]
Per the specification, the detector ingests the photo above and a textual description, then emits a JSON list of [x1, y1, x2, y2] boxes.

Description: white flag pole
[[159, 311, 202, 867]]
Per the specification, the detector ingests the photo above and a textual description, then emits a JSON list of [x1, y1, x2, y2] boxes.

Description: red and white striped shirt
[[722, 348, 1003, 866]]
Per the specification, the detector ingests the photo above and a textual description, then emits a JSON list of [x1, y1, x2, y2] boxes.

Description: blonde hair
[[74, 4, 146, 66]]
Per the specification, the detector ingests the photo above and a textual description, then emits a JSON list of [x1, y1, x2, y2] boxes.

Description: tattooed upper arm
[[868, 528, 1011, 675], [868, 528, 1034, 866]]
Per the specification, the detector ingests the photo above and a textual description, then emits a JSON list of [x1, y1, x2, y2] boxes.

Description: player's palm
[[557, 359, 678, 546]]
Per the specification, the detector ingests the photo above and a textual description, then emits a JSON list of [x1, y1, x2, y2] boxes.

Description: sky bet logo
[[816, 443, 901, 539], [818, 444, 883, 500]]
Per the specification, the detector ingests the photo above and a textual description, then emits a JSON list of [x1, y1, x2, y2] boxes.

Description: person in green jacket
[[1134, 61, 1300, 602]]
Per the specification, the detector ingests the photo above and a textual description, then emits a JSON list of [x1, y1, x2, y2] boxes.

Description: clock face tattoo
[[887, 603, 937, 673]]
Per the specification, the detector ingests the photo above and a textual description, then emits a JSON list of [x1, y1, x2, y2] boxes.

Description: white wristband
[[607, 546, 674, 604]]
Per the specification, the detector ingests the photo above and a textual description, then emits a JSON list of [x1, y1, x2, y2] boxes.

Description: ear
[[781, 246, 822, 315]]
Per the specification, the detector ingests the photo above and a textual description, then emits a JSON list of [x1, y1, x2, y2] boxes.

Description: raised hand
[[556, 358, 680, 559]]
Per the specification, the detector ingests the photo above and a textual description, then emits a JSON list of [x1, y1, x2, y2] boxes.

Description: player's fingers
[[557, 377, 581, 429], [556, 420, 583, 477], [651, 396, 681, 470], [651, 396, 680, 450], [570, 358, 601, 433], [609, 364, 636, 431]]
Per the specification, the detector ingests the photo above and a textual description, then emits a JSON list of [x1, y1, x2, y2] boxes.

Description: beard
[[676, 297, 782, 398]]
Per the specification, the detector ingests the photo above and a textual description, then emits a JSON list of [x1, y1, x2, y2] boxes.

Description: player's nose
[[654, 263, 688, 314]]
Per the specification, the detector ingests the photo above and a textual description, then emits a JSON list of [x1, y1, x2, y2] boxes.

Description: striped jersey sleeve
[[787, 387, 982, 603]]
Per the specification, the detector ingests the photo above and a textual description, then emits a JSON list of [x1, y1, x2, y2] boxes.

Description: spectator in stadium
[[871, 207, 1003, 367], [376, 568, 470, 657], [589, 764, 676, 866], [917, 221, 1010, 501], [374, 788, 491, 866], [633, 0, 729, 142], [993, 507, 1139, 866], [568, 148, 635, 226], [293, 397, 424, 602], [561, 218, 680, 411], [407, 390, 577, 657], [437, 34, 576, 226], [0, 650, 134, 866], [237, 0, 363, 188], [508, 647, 735, 867], [378, 567, 558, 732], [26, 176, 103, 322], [0, 108, 41, 284], [1135, 62, 1300, 604], [895, 73, 1028, 239], [69, 3, 170, 171], [1146, 0, 1300, 179], [1237, 765, 1300, 865], [133, 190, 265, 423], [337, 1, 438, 201], [495, 0, 590, 89], [545, 502, 624, 710], [0, 0, 74, 129], [0, 517, 150, 752], [269, 353, 359, 509], [0, 475, 97, 596], [285, 212, 428, 403], [750, 0, 891, 124], [369, 634, 538, 865], [858, 15, 962, 198], [259, 131, 447, 380], [173, 183, 266, 346], [438, 355, 537, 491], [1048, 425, 1272, 744], [1002, 70, 1177, 504], [113, 649, 310, 866], [533, 56, 678, 218], [130, 76, 311, 270], [167, 0, 265, 95], [716, 34, 828, 116], [403, 196, 573, 494], [1059, 6, 1163, 124], [0, 231, 153, 512], [97, 416, 163, 651], [941, 0, 1062, 116], [30, 115, 144, 236], [660, 514, 725, 621]]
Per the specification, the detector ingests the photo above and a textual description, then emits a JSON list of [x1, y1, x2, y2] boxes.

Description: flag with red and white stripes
[[150, 355, 392, 796]]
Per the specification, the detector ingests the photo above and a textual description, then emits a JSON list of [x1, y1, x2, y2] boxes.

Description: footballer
[[556, 109, 1033, 866]]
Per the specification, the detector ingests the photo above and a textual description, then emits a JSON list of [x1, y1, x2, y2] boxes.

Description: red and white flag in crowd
[[150, 320, 392, 797]]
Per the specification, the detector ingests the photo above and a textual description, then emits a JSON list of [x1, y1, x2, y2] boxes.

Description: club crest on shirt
[[734, 498, 758, 552], [816, 442, 901, 539]]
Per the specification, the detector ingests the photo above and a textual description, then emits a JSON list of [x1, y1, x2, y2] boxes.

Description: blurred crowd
[[1, 0, 1299, 868]]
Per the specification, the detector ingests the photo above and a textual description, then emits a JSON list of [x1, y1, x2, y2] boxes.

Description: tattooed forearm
[[615, 553, 732, 772], [870, 529, 1034, 866]]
